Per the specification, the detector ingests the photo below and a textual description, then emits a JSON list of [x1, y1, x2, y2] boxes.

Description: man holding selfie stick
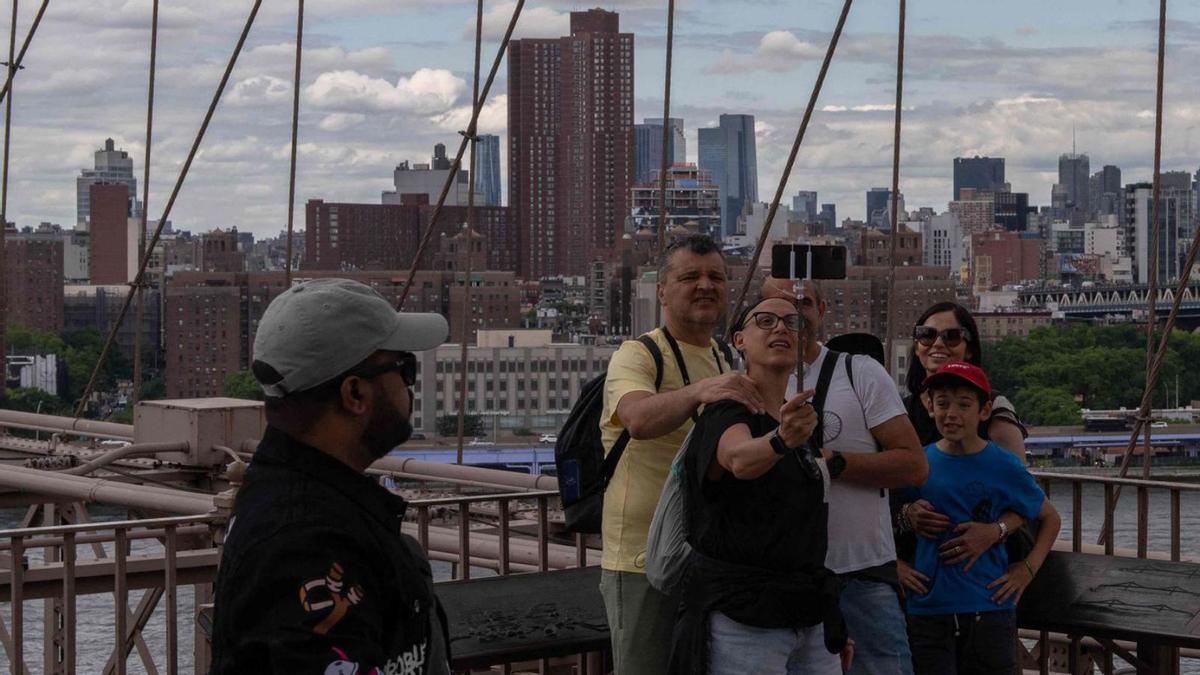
[[763, 244, 927, 675]]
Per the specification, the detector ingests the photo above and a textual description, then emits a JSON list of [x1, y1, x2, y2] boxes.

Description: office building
[[858, 225, 922, 267], [382, 145, 473, 207], [949, 190, 996, 235], [1124, 173, 1195, 285], [792, 191, 818, 224], [993, 191, 1034, 232], [970, 230, 1044, 290], [819, 204, 837, 230], [1089, 165, 1122, 218], [474, 134, 502, 207], [508, 9, 634, 279], [698, 114, 758, 237], [866, 187, 903, 229], [634, 118, 684, 185], [953, 156, 1005, 200], [76, 138, 139, 228], [1059, 152, 1091, 215], [920, 212, 967, 273], [629, 163, 720, 237]]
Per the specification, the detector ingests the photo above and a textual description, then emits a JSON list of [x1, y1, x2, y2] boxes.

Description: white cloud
[[473, 2, 570, 40], [705, 31, 824, 74], [304, 68, 465, 114], [227, 76, 292, 106], [431, 94, 507, 134], [318, 113, 367, 131]]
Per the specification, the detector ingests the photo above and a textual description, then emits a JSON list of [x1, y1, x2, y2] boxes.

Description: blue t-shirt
[[906, 441, 1045, 616]]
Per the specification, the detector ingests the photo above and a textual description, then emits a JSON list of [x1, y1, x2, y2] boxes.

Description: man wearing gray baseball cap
[[210, 278, 452, 674]]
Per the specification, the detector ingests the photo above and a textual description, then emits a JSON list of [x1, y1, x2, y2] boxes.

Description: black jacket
[[210, 427, 450, 674]]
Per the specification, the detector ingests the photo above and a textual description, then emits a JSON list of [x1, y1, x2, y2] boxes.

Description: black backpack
[[556, 331, 733, 534]]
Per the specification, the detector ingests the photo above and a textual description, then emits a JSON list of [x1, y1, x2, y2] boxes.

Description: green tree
[[223, 370, 265, 401], [7, 324, 65, 354], [1011, 386, 1082, 426], [1, 387, 69, 415], [436, 414, 483, 438]]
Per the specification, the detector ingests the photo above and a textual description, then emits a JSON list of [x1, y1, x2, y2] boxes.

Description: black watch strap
[[827, 451, 847, 479], [769, 428, 790, 456]]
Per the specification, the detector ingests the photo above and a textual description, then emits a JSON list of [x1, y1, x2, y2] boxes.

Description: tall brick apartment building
[[508, 9, 634, 279], [165, 270, 522, 398], [4, 229, 64, 334], [304, 199, 518, 274]]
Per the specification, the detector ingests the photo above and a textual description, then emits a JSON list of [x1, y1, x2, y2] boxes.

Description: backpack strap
[[598, 334, 666, 489], [714, 338, 735, 371], [808, 351, 844, 455]]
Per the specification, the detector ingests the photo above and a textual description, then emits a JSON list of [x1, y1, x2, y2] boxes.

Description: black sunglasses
[[748, 311, 802, 332], [347, 352, 418, 387], [912, 326, 971, 348]]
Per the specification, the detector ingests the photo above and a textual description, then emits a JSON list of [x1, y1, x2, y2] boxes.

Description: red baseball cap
[[921, 361, 991, 398]]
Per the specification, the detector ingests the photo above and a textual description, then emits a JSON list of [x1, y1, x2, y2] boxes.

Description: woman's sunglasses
[[912, 326, 971, 348]]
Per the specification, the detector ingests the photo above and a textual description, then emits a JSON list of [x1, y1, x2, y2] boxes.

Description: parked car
[[539, 434, 558, 444]]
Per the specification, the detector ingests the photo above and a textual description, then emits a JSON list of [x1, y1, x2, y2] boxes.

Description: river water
[[0, 485, 1197, 673]]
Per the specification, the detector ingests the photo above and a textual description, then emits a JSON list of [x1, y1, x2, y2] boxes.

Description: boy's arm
[[987, 499, 1062, 604]]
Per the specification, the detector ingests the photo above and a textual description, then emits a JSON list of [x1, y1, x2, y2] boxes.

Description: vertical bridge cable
[[455, 0, 483, 465], [0, 0, 45, 106], [653, 0, 675, 327], [883, 0, 905, 369], [1100, 0, 1170, 545], [725, 0, 855, 339], [133, 0, 159, 405], [395, 0, 526, 311], [73, 0, 264, 418], [2, 0, 16, 238], [285, 0, 304, 286], [0, 0, 15, 401], [1139, 0, 1168, 484]]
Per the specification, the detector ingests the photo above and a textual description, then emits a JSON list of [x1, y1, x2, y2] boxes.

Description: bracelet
[[1023, 559, 1036, 578], [899, 503, 914, 533], [996, 520, 1009, 542]]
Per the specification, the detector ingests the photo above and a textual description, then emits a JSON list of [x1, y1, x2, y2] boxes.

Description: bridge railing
[[1031, 470, 1200, 561], [0, 513, 220, 675]]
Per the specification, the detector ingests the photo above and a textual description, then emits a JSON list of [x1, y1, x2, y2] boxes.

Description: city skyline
[[0, 1, 1198, 236]]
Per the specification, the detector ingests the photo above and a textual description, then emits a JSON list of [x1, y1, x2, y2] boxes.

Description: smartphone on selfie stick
[[769, 244, 848, 387]]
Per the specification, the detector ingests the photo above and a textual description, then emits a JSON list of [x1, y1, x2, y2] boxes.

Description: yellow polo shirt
[[599, 328, 730, 573]]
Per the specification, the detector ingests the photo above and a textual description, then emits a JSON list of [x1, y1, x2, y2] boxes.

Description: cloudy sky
[[2, 0, 1199, 237]]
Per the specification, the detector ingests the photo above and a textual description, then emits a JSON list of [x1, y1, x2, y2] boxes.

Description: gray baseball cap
[[252, 278, 448, 397]]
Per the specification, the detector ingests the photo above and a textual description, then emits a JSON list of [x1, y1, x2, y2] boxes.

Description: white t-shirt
[[788, 347, 908, 574]]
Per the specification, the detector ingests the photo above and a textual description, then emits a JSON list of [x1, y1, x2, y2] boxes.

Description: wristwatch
[[827, 451, 847, 479], [768, 428, 792, 456]]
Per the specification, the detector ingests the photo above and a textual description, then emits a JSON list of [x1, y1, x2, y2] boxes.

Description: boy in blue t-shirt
[[905, 362, 1061, 675]]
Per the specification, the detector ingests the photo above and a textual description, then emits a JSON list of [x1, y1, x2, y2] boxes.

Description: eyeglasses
[[749, 311, 802, 332], [348, 352, 418, 387], [912, 326, 972, 348]]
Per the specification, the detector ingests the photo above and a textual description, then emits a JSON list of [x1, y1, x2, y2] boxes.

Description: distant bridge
[[1018, 283, 1200, 327]]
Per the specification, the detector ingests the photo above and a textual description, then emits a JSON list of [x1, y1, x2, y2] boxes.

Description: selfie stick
[[793, 245, 813, 390]]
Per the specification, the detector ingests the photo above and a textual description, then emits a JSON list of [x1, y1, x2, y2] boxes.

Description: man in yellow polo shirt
[[599, 234, 766, 674]]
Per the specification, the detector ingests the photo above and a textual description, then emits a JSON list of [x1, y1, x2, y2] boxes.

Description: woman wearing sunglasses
[[895, 302, 1029, 602], [670, 295, 850, 675]]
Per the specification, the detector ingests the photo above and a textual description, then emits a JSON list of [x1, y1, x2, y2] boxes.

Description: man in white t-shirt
[[765, 277, 927, 675]]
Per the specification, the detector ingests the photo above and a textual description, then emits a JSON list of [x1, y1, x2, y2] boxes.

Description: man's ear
[[338, 376, 371, 416], [979, 399, 992, 422]]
